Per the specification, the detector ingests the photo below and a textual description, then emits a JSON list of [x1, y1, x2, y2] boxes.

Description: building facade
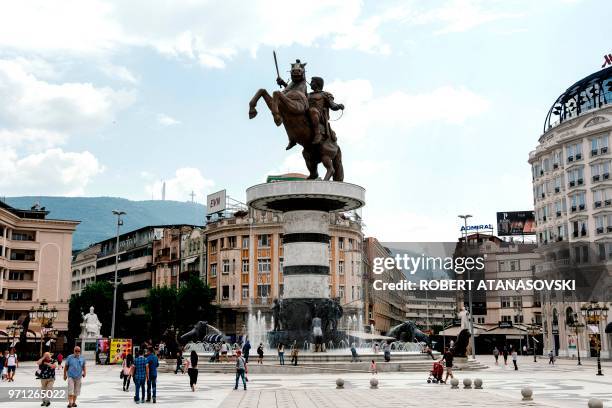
[[71, 244, 100, 295], [0, 201, 78, 344], [362, 237, 410, 335], [529, 65, 612, 358], [205, 209, 364, 338]]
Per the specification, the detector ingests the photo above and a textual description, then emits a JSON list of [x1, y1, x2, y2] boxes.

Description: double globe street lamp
[[29, 299, 58, 356], [581, 301, 609, 376], [569, 312, 585, 366]]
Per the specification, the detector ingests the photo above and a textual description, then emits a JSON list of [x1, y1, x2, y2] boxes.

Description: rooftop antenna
[[162, 181, 166, 201], [190, 191, 196, 203]]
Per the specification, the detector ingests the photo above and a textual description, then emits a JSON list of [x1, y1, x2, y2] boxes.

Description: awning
[[484, 327, 528, 336], [606, 322, 612, 334], [183, 257, 198, 265]]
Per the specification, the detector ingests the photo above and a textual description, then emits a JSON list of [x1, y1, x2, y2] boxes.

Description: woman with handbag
[[121, 353, 134, 391], [37, 352, 56, 407], [187, 350, 198, 391]]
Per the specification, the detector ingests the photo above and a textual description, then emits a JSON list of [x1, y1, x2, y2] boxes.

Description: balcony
[[595, 201, 602, 208], [593, 175, 600, 182], [597, 227, 604, 234], [569, 181, 576, 187], [602, 147, 608, 154], [576, 153, 582, 160], [555, 187, 560, 193]]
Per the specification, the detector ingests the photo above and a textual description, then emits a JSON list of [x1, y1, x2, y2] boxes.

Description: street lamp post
[[29, 299, 58, 356], [458, 214, 476, 360], [570, 312, 584, 366], [582, 302, 608, 376], [110, 210, 125, 339], [530, 317, 538, 362], [442, 314, 446, 350]]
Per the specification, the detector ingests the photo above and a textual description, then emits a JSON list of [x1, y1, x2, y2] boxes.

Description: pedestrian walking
[[383, 342, 391, 362], [257, 343, 264, 364], [64, 346, 86, 408], [511, 349, 518, 370], [0, 350, 7, 381], [187, 350, 198, 392], [146, 347, 159, 403], [242, 340, 251, 363], [548, 350, 555, 365], [277, 343, 285, 365], [122, 353, 134, 391], [174, 351, 184, 374], [37, 352, 56, 407], [493, 347, 499, 365], [234, 350, 247, 390], [290, 342, 299, 366], [131, 348, 148, 403], [502, 346, 509, 366], [6, 347, 18, 382], [441, 347, 454, 383], [370, 359, 378, 375]]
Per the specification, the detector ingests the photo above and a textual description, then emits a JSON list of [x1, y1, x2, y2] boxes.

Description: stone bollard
[[473, 378, 483, 389], [463, 378, 472, 389], [336, 378, 344, 389], [521, 387, 533, 401], [450, 378, 459, 389], [587, 398, 604, 408], [370, 377, 379, 389]]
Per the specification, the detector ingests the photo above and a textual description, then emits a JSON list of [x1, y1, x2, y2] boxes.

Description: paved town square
[[1, 357, 610, 407]]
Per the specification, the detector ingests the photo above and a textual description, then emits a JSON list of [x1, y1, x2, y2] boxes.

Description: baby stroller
[[427, 361, 444, 383]]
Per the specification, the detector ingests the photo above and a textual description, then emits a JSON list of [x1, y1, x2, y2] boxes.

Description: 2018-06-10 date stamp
[[1, 387, 67, 402]]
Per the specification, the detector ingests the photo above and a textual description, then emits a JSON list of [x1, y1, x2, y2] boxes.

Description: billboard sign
[[496, 211, 535, 236], [207, 189, 226, 214]]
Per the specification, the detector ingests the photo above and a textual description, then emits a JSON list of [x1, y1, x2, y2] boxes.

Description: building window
[[338, 237, 344, 250], [279, 257, 284, 274], [501, 297, 511, 308], [591, 135, 609, 156], [222, 285, 230, 300], [242, 285, 249, 299], [242, 236, 249, 249], [242, 260, 249, 274], [258, 258, 271, 273], [228, 236, 236, 248], [222, 259, 230, 274], [258, 234, 270, 247], [338, 260, 344, 275], [509, 261, 517, 271], [210, 240, 217, 253], [257, 284, 270, 298], [210, 263, 217, 277], [566, 141, 583, 162], [7, 290, 33, 301], [501, 315, 512, 323], [567, 166, 584, 187], [477, 317, 485, 324], [338, 285, 345, 299], [513, 315, 524, 324]]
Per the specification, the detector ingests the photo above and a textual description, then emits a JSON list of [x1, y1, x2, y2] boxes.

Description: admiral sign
[[460, 224, 494, 232], [207, 189, 226, 214]]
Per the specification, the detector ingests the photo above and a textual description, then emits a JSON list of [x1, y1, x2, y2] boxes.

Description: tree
[[144, 285, 178, 343], [68, 281, 128, 344], [175, 276, 216, 333]]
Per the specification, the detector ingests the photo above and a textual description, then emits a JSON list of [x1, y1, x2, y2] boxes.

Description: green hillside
[[4, 197, 206, 250]]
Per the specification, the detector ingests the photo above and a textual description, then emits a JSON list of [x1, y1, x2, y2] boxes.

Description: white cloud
[[157, 113, 180, 126], [363, 210, 459, 242], [144, 168, 214, 202], [328, 79, 490, 143], [100, 63, 138, 83], [0, 58, 135, 132], [0, 148, 104, 196], [0, 128, 67, 152]]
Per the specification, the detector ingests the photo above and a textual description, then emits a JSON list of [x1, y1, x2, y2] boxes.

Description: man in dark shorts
[[441, 348, 454, 383]]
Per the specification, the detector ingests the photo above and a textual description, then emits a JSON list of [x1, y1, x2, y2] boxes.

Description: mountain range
[[3, 196, 206, 250]]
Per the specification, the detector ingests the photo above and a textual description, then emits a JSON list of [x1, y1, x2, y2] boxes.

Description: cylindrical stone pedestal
[[246, 180, 365, 347]]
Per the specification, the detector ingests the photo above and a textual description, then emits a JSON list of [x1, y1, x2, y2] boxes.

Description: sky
[[1, 0, 611, 241]]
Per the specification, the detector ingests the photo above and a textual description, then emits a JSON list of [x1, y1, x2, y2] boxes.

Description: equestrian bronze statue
[[248, 54, 345, 181]]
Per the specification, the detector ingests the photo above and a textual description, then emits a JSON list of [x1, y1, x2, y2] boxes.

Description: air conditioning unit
[[571, 206, 577, 212], [592, 149, 599, 156], [594, 175, 601, 181], [604, 173, 610, 179], [602, 147, 608, 154], [568, 156, 574, 162], [595, 201, 602, 208], [576, 153, 582, 160], [577, 178, 584, 185], [569, 181, 575, 187], [606, 199, 612, 206], [579, 204, 585, 210], [597, 227, 604, 234]]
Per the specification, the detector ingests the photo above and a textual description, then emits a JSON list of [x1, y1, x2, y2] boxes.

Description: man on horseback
[[307, 77, 344, 145]]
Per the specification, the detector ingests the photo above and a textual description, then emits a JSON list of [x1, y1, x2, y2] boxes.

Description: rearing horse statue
[[248, 59, 344, 181]]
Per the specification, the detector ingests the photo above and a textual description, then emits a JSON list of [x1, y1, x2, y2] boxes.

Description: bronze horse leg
[[249, 89, 282, 126], [302, 148, 319, 179]]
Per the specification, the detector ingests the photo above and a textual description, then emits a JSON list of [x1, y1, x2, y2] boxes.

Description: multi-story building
[[362, 237, 410, 335], [529, 65, 612, 358], [453, 234, 542, 351], [73, 224, 198, 315], [152, 226, 201, 288], [71, 244, 100, 295], [0, 201, 79, 347], [205, 209, 364, 338]]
